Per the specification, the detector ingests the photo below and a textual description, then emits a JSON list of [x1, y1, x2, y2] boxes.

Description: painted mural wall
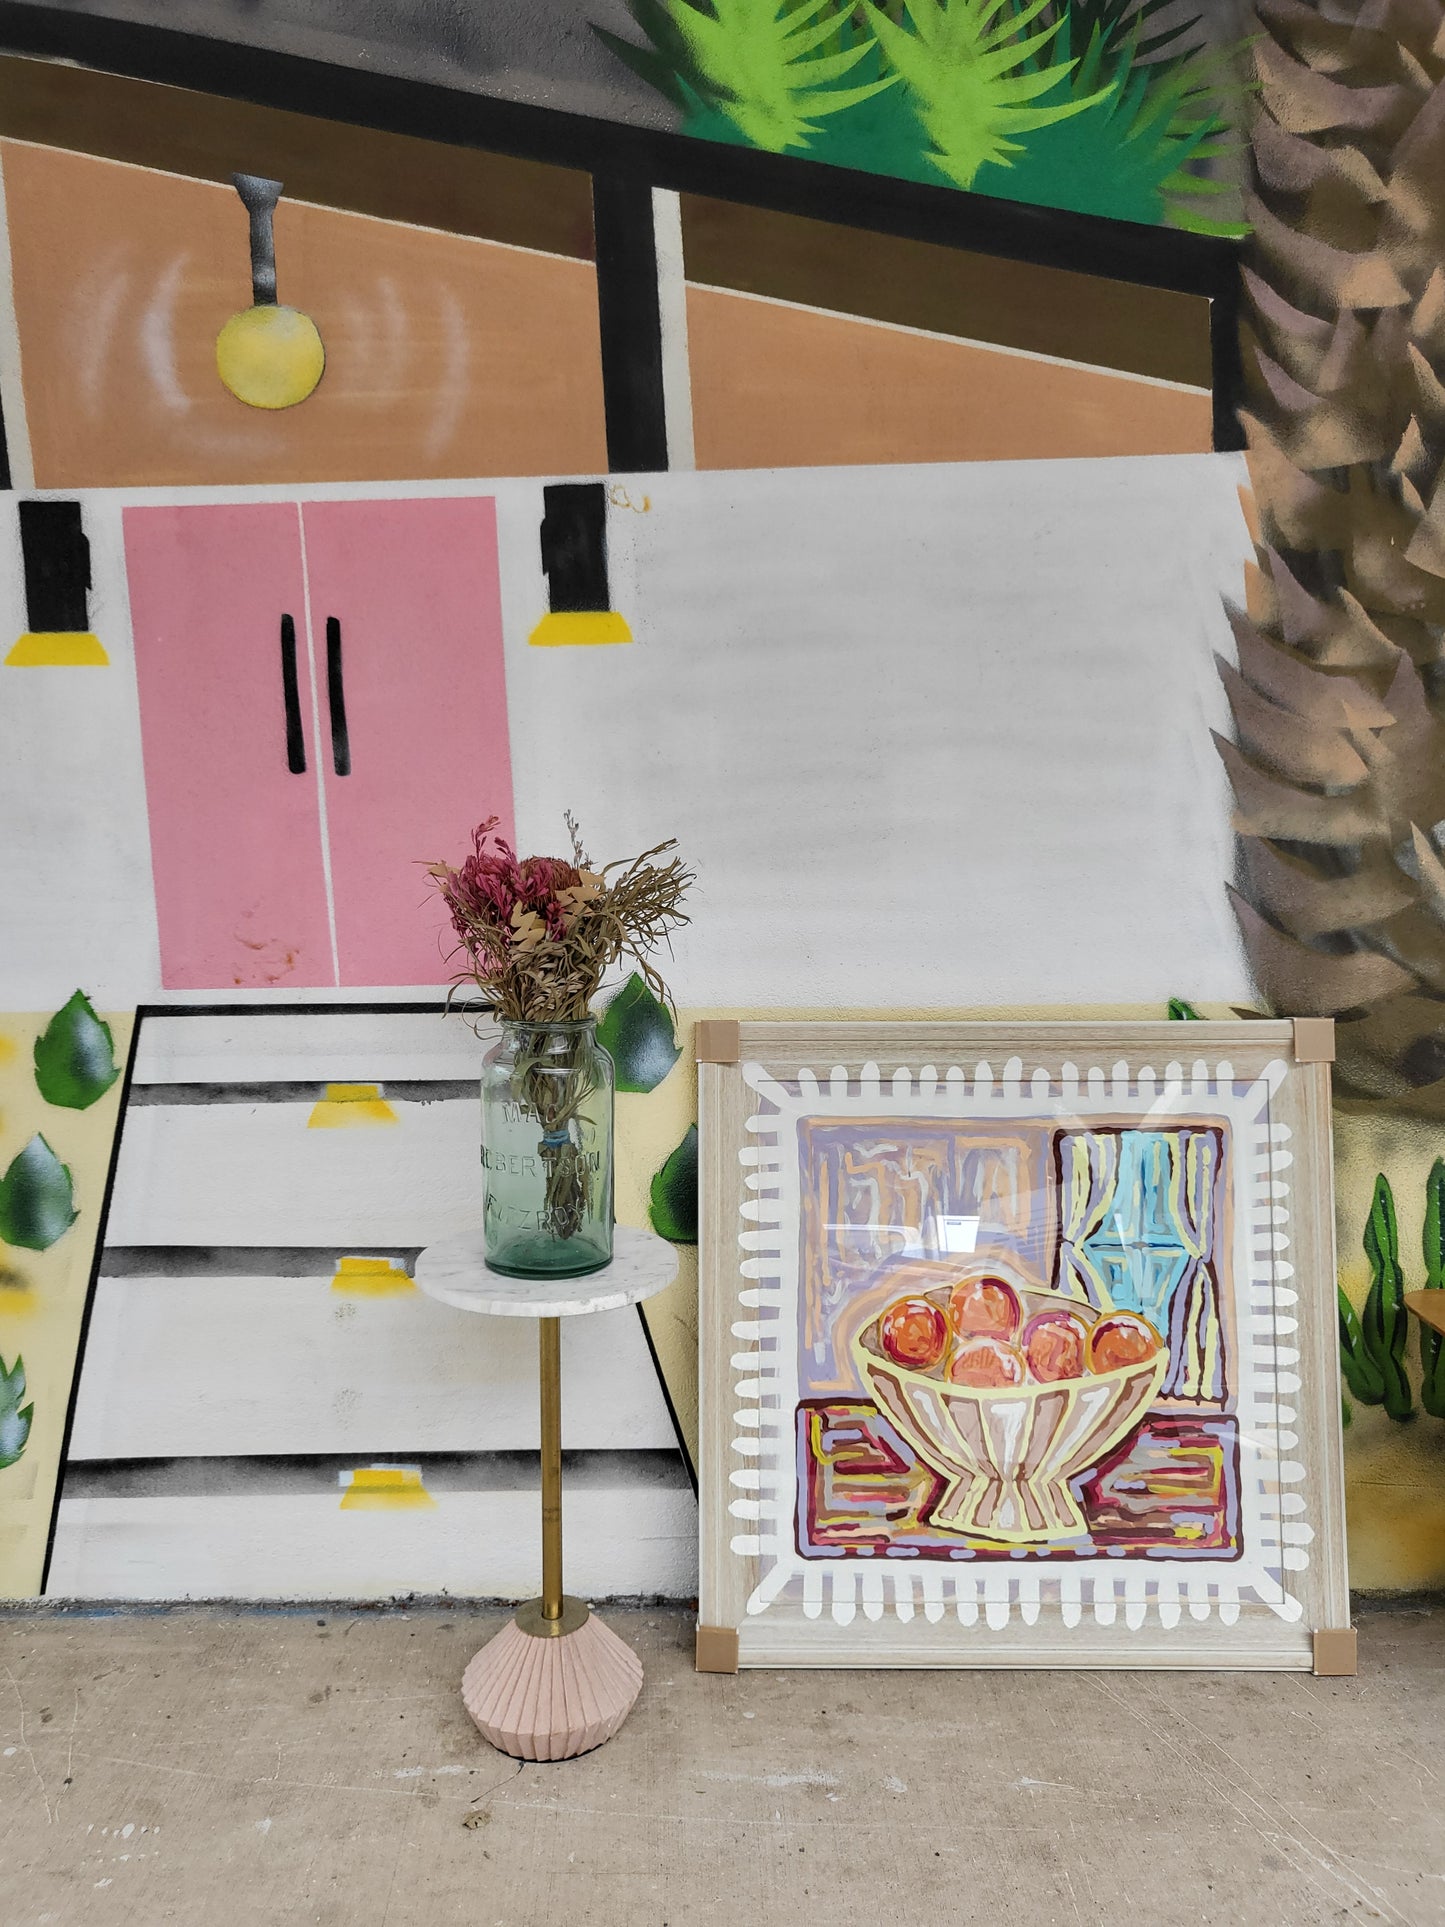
[[0, 460, 1253, 1599], [0, 2, 1442, 1600]]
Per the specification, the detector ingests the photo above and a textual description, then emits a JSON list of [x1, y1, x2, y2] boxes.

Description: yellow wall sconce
[[216, 172, 325, 410]]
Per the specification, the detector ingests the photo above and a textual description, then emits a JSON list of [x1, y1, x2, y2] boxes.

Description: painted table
[[415, 1225, 679, 1760], [1405, 1291, 1445, 1340]]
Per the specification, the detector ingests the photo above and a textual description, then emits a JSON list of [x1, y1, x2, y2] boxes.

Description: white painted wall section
[[0, 456, 1254, 1012]]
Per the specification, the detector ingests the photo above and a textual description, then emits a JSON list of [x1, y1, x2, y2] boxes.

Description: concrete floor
[[1, 1604, 1441, 1926]]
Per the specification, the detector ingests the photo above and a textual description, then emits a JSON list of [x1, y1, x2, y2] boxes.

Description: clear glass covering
[[480, 1018, 614, 1277]]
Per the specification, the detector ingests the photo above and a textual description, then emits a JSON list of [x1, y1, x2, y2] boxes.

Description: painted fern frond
[[594, 0, 704, 109], [1056, 0, 1206, 70], [866, 0, 1111, 188], [980, 8, 1248, 235], [596, 0, 897, 154]]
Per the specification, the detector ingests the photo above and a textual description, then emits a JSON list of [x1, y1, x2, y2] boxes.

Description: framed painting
[[697, 1021, 1350, 1671]]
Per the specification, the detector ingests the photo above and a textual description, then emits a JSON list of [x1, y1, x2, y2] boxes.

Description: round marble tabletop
[[414, 1224, 679, 1318]]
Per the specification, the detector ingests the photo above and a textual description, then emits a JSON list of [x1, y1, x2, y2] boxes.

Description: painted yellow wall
[[0, 1011, 132, 1598], [1335, 1112, 1445, 1592]]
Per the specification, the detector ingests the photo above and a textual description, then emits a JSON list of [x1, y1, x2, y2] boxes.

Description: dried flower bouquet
[[429, 816, 691, 1244]]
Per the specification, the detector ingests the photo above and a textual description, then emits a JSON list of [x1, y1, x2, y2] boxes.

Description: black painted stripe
[[635, 1302, 696, 1495], [324, 614, 350, 775], [123, 1080, 476, 1106], [137, 1000, 484, 1017], [592, 175, 668, 474], [1209, 276, 1247, 455], [98, 1246, 423, 1278], [279, 612, 305, 774], [60, 1449, 691, 1494]]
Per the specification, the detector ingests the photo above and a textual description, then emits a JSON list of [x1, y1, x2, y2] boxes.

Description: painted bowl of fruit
[[853, 1270, 1167, 1546]]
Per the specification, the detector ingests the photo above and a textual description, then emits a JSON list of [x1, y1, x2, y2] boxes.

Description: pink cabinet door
[[124, 504, 335, 989], [299, 498, 514, 986]]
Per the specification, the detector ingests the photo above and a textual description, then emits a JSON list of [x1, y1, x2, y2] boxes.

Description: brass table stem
[[539, 1316, 563, 1622]]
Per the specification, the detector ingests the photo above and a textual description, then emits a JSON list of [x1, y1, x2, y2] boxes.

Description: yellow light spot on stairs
[[528, 611, 633, 647], [5, 633, 109, 666], [307, 1084, 398, 1128], [331, 1257, 415, 1295], [340, 1467, 436, 1511]]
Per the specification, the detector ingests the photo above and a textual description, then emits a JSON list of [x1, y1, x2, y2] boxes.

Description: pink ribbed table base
[[461, 1612, 644, 1761]]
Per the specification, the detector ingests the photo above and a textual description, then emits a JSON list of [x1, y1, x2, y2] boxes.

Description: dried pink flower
[[426, 815, 692, 1022]]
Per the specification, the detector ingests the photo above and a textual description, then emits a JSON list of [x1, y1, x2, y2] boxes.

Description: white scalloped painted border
[[727, 1055, 1311, 1633]]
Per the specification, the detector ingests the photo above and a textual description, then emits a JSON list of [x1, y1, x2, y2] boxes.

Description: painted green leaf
[[0, 1134, 78, 1251], [1167, 998, 1201, 1020], [650, 1123, 698, 1245], [865, 0, 1111, 191], [597, 973, 681, 1094], [1361, 1173, 1412, 1423], [1339, 1282, 1383, 1405], [33, 989, 120, 1110], [1421, 1158, 1445, 1420], [597, 0, 897, 155], [0, 1355, 33, 1470]]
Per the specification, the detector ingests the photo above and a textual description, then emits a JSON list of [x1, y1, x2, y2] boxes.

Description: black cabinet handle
[[325, 616, 351, 776], [279, 614, 305, 774]]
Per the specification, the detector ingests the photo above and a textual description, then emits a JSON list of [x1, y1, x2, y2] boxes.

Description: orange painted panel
[[4, 140, 609, 487], [686, 285, 1212, 470]]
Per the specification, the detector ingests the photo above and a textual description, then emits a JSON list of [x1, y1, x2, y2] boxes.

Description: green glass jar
[[480, 1018, 614, 1277]]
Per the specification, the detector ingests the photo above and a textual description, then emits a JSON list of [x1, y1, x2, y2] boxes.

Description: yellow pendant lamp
[[216, 172, 325, 410]]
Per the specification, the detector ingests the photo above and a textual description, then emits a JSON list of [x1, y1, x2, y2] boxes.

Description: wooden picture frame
[[698, 1021, 1349, 1671]]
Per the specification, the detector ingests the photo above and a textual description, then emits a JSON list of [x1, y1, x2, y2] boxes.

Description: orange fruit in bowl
[[948, 1335, 1027, 1389], [1022, 1307, 1089, 1382], [1087, 1311, 1162, 1373], [879, 1296, 949, 1371], [947, 1276, 1020, 1341]]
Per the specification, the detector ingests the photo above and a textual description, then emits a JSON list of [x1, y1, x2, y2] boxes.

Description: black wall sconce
[[6, 500, 107, 666], [528, 482, 633, 647]]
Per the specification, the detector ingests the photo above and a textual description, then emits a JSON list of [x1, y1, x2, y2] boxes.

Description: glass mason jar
[[480, 1018, 614, 1277]]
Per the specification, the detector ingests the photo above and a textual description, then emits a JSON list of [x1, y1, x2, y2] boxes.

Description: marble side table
[[415, 1226, 679, 1761]]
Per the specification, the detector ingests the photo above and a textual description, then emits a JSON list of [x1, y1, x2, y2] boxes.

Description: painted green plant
[[1167, 998, 1201, 1020], [0, 1134, 78, 1252], [1339, 1278, 1384, 1408], [1362, 1174, 1412, 1421], [594, 0, 1247, 234], [1340, 1165, 1445, 1426], [1339, 1173, 1414, 1423], [977, 3, 1247, 234], [0, 1355, 33, 1470], [650, 1123, 699, 1243], [864, 0, 1108, 190], [33, 989, 120, 1111], [1420, 1158, 1445, 1420], [596, 973, 682, 1094], [594, 0, 896, 153]]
